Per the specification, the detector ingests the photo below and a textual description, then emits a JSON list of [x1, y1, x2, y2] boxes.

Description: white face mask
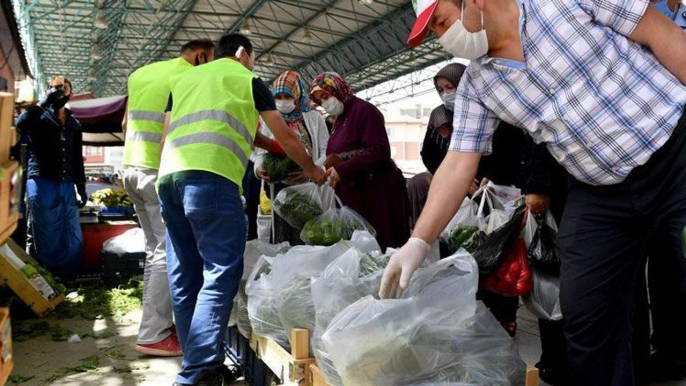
[[322, 97, 344, 117], [442, 92, 456, 111], [276, 100, 296, 114], [437, 2, 489, 60]]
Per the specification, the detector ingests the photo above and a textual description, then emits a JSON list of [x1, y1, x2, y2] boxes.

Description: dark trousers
[[557, 110, 686, 386], [242, 161, 261, 241]]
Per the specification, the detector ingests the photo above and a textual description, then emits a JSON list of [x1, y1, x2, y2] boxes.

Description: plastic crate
[[224, 327, 278, 386], [101, 251, 145, 286]]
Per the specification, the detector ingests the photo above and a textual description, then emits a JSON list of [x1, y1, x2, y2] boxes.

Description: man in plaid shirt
[[379, 0, 686, 384]]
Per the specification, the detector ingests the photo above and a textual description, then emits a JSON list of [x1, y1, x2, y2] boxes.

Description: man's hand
[[326, 167, 341, 188], [256, 167, 271, 182], [379, 238, 431, 299], [77, 185, 88, 209], [526, 194, 550, 215], [380, 151, 482, 298], [306, 167, 327, 186], [468, 178, 480, 195], [38, 88, 67, 109]]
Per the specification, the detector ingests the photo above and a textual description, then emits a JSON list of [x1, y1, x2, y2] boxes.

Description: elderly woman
[[254, 70, 329, 245], [310, 72, 410, 250]]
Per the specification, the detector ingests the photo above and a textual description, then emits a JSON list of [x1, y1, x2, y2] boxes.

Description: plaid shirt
[[450, 0, 686, 185]]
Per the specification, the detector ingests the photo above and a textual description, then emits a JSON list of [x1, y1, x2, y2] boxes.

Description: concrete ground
[[8, 306, 686, 386], [10, 309, 246, 386]]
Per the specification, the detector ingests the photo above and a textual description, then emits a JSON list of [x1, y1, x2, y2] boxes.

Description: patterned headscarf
[[271, 71, 312, 123], [310, 72, 354, 105]]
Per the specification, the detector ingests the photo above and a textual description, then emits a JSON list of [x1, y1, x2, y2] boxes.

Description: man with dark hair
[[159, 33, 326, 386], [122, 39, 214, 358], [380, 0, 686, 385], [16, 76, 85, 278]]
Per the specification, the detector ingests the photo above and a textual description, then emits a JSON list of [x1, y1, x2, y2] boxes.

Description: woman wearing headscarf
[[254, 71, 329, 245], [310, 72, 410, 251]]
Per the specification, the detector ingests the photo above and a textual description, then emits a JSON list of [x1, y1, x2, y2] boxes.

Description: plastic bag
[[321, 253, 526, 386], [310, 236, 390, 385], [245, 256, 290, 348], [440, 198, 479, 243], [528, 212, 562, 276], [262, 152, 300, 182], [272, 242, 351, 347], [486, 182, 522, 208], [471, 205, 527, 275], [272, 183, 325, 229], [103, 228, 145, 255], [301, 207, 376, 246], [483, 238, 534, 297], [522, 268, 563, 321]]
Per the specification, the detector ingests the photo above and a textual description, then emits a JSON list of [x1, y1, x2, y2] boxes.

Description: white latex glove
[[379, 238, 431, 299]]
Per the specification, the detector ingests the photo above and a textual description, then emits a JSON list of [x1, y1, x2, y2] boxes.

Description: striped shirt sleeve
[[449, 74, 499, 154], [577, 0, 650, 36]]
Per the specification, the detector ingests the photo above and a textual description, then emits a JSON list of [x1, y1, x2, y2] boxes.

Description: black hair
[[215, 33, 254, 59], [180, 39, 215, 54]]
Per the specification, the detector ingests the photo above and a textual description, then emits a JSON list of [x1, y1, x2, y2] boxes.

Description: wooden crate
[[0, 308, 12, 385], [0, 93, 14, 163], [250, 329, 315, 386], [308, 362, 540, 386], [0, 161, 19, 244], [0, 240, 65, 317]]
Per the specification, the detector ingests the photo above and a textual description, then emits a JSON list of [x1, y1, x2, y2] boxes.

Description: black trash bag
[[471, 205, 526, 275], [528, 215, 562, 276]]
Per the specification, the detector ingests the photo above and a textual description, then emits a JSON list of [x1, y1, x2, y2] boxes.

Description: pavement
[[9, 305, 686, 386]]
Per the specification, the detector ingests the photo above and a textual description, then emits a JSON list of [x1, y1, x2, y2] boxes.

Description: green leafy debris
[[8, 374, 35, 384]]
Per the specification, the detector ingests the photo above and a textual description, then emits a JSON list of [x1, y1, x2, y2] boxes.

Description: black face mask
[[54, 92, 71, 109]]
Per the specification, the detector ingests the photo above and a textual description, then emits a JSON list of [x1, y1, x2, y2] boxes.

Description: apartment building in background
[[382, 104, 432, 176]]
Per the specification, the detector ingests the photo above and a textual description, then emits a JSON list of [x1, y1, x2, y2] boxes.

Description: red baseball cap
[[407, 0, 439, 47]]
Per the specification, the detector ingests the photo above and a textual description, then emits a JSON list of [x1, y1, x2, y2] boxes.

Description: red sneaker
[[135, 333, 183, 357]]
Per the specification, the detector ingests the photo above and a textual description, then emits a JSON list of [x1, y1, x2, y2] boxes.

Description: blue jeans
[[158, 171, 245, 385], [27, 178, 82, 277]]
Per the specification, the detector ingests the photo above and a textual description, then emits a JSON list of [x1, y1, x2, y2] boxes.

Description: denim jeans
[[158, 171, 245, 385], [26, 178, 82, 277]]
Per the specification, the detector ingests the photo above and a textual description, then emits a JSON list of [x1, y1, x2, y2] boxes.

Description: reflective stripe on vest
[[167, 109, 252, 146], [128, 110, 165, 123], [165, 132, 249, 166], [126, 130, 163, 144]]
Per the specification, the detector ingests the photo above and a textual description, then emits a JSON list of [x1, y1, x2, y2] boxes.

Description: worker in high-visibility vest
[[158, 33, 326, 386], [122, 39, 215, 358]]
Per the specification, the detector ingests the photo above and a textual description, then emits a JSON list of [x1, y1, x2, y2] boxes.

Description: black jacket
[[16, 106, 86, 191]]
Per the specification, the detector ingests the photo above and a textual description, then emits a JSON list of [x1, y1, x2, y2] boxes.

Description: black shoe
[[171, 372, 224, 386], [642, 352, 686, 383], [535, 361, 571, 386]]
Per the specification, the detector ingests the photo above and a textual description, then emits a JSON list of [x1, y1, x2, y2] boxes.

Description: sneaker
[[136, 333, 183, 357]]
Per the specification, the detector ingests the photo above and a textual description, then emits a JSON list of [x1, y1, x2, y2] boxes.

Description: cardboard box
[[0, 93, 14, 163], [0, 161, 19, 242], [0, 308, 12, 385]]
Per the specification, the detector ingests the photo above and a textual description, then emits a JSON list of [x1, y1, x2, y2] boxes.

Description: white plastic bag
[[245, 256, 290, 348], [440, 198, 480, 243], [103, 228, 146, 255], [310, 236, 390, 385], [523, 268, 563, 321], [272, 242, 351, 346], [272, 183, 325, 229], [301, 207, 376, 246], [321, 253, 526, 386], [487, 182, 522, 208]]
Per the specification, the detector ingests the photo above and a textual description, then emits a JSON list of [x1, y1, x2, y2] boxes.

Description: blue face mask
[[654, 0, 676, 20], [442, 92, 456, 111]]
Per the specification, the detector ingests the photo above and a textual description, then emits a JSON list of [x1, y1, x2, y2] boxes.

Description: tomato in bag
[[483, 238, 533, 297]]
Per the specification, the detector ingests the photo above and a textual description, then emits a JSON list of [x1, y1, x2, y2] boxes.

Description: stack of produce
[[262, 153, 300, 182], [301, 207, 376, 246]]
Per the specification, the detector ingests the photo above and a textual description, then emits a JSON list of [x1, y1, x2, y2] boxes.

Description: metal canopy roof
[[13, 0, 451, 100]]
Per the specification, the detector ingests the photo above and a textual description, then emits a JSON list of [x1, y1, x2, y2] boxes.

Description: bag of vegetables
[[262, 152, 301, 182], [271, 242, 351, 347], [321, 253, 526, 386], [245, 255, 290, 349], [311, 232, 390, 385], [272, 183, 328, 229], [301, 207, 376, 246]]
